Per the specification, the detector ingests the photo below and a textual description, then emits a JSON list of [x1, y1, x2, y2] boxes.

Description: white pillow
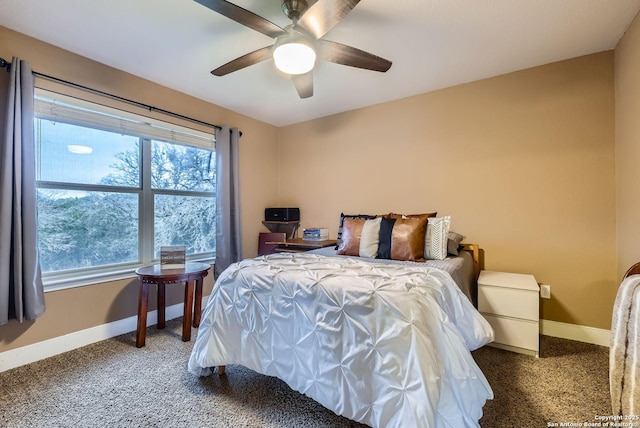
[[359, 217, 382, 258], [425, 215, 451, 260]]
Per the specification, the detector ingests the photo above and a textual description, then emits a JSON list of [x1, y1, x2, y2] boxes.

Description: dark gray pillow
[[447, 231, 465, 256]]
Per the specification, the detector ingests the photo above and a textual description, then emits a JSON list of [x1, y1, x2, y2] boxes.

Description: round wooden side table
[[134, 262, 210, 348]]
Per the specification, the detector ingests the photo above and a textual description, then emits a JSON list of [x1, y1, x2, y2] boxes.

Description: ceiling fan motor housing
[[282, 0, 309, 21]]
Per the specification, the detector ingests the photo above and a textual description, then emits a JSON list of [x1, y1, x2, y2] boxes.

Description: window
[[34, 90, 216, 286]]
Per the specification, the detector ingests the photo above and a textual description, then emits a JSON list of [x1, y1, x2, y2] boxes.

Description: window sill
[[43, 257, 215, 293]]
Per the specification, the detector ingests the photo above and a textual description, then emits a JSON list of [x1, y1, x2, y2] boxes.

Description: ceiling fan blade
[[194, 0, 285, 39], [211, 46, 273, 76], [291, 72, 313, 98], [318, 40, 392, 72], [298, 0, 360, 40]]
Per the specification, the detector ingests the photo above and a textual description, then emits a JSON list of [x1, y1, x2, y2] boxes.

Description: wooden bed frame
[[461, 243, 481, 282]]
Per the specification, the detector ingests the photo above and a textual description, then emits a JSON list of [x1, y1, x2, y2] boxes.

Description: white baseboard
[[0, 298, 199, 373], [541, 319, 610, 347]]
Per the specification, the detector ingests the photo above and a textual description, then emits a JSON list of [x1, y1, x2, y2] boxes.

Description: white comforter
[[188, 253, 494, 427]]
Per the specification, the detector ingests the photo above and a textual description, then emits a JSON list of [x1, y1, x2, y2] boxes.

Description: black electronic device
[[265, 207, 300, 222]]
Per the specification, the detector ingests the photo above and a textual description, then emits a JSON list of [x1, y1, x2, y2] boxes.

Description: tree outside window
[[34, 94, 215, 278]]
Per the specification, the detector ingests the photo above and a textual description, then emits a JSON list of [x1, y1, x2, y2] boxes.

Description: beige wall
[[278, 52, 617, 330], [0, 26, 279, 352], [615, 14, 640, 280]]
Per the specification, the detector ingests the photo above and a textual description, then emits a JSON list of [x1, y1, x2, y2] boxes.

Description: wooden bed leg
[[217, 365, 226, 376]]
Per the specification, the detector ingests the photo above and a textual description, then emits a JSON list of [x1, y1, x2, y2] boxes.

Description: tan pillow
[[336, 217, 366, 256], [390, 217, 428, 261], [359, 217, 381, 258]]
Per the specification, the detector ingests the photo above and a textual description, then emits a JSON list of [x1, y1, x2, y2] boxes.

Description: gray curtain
[[214, 126, 242, 277], [0, 57, 45, 325]]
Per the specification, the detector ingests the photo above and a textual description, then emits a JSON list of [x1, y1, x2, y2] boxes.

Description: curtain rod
[[0, 57, 224, 133]]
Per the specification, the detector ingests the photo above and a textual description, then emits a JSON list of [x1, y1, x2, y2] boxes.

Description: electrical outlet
[[540, 284, 551, 299]]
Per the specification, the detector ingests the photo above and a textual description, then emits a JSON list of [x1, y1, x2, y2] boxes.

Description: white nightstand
[[478, 270, 540, 357]]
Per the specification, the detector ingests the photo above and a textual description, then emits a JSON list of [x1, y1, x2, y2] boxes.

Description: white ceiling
[[1, 0, 639, 127]]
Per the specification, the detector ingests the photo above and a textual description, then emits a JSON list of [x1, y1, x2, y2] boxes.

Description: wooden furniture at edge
[[478, 270, 540, 357], [135, 261, 210, 348], [262, 220, 300, 239], [261, 221, 336, 254], [624, 262, 640, 278], [271, 237, 337, 253], [258, 232, 287, 256]]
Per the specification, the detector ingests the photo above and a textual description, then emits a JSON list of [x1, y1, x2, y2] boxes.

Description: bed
[[188, 213, 494, 427], [306, 243, 479, 306]]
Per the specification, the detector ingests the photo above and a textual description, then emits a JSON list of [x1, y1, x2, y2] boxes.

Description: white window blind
[[34, 89, 215, 149]]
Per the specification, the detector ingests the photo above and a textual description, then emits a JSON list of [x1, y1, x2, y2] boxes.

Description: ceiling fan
[[194, 0, 392, 98]]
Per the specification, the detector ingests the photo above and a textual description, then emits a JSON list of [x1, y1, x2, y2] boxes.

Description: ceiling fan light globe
[[273, 42, 316, 75]]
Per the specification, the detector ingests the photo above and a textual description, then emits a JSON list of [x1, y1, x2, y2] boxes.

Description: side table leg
[[136, 282, 150, 348], [182, 279, 194, 342], [157, 283, 166, 329], [193, 277, 203, 328]]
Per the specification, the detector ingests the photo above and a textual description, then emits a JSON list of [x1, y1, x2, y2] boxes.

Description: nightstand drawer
[[482, 313, 539, 352], [478, 286, 538, 321]]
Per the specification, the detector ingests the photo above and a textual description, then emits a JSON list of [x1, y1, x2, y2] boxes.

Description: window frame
[[34, 89, 216, 291]]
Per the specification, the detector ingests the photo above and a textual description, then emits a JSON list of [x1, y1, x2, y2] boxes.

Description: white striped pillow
[[425, 216, 451, 260]]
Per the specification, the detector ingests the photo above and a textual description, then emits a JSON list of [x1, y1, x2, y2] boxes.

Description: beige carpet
[[474, 336, 610, 427], [0, 319, 610, 427]]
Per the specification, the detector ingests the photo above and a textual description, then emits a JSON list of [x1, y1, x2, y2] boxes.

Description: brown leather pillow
[[336, 217, 366, 256], [390, 217, 428, 261], [386, 212, 437, 221], [335, 213, 377, 250]]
